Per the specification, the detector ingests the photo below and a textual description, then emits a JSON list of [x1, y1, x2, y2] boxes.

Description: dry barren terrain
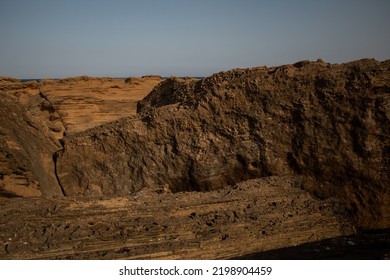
[[1, 59, 389, 259]]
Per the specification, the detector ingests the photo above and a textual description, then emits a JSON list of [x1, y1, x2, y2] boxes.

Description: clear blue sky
[[1, 0, 389, 78]]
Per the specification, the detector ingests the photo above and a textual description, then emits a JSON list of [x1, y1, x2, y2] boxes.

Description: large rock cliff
[[55, 59, 390, 229]]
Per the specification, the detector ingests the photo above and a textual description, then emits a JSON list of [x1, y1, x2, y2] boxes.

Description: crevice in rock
[[53, 150, 66, 196], [38, 91, 55, 110]]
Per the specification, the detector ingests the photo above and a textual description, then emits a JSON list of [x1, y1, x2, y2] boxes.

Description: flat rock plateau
[[0, 59, 389, 259]]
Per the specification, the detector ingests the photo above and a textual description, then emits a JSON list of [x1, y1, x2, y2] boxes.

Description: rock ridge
[[55, 59, 389, 229]]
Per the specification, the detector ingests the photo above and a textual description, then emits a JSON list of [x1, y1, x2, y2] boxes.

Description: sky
[[0, 0, 389, 78]]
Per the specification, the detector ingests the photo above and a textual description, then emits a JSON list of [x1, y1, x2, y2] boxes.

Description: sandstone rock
[[0, 78, 65, 140], [40, 76, 163, 133], [0, 59, 389, 260], [0, 92, 63, 197], [57, 59, 390, 229]]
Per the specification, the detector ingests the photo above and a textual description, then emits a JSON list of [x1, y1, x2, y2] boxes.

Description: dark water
[[20, 77, 205, 83], [21, 79, 41, 83], [236, 229, 390, 260]]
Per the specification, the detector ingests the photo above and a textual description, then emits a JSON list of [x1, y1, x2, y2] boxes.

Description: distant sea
[[21, 79, 41, 83], [20, 77, 205, 83]]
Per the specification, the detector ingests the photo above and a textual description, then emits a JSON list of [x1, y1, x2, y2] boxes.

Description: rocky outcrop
[[0, 77, 65, 140], [56, 59, 390, 229], [0, 59, 389, 259], [0, 92, 63, 197], [0, 176, 355, 259], [0, 75, 164, 198]]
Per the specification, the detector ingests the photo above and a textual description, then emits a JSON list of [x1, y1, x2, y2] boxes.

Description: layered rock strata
[[0, 176, 354, 259]]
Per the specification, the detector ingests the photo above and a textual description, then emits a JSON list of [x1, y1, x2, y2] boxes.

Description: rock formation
[[0, 75, 163, 198], [0, 176, 354, 259], [57, 59, 389, 229], [0, 59, 389, 259], [0, 91, 62, 197]]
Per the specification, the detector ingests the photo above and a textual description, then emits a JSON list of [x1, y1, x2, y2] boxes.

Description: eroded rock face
[[0, 60, 389, 259], [0, 77, 65, 140], [0, 92, 63, 197], [56, 59, 390, 229], [0, 75, 165, 199]]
